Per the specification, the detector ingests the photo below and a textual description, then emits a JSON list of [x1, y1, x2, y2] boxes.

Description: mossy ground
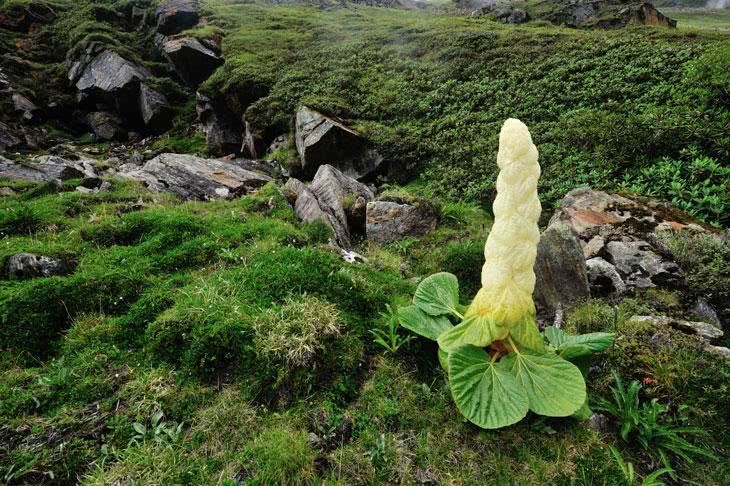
[[0, 174, 728, 484]]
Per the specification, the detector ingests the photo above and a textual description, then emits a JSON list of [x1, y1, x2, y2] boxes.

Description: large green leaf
[[448, 345, 528, 429], [502, 351, 586, 417], [414, 272, 460, 317], [398, 305, 453, 341], [438, 348, 449, 373], [437, 314, 506, 352], [509, 316, 545, 352], [544, 327, 615, 360]]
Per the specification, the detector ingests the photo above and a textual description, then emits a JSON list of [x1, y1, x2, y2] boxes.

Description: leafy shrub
[[623, 150, 730, 224]]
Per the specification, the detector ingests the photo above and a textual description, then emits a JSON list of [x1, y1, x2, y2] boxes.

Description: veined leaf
[[437, 314, 507, 353], [448, 345, 528, 429], [414, 272, 460, 317], [544, 327, 615, 360], [398, 305, 453, 341], [502, 351, 586, 417], [509, 316, 545, 352], [573, 397, 593, 421]]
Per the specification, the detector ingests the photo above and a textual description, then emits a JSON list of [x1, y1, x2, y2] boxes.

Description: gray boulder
[[196, 92, 243, 156], [121, 153, 272, 200], [586, 257, 626, 296], [163, 37, 223, 88], [86, 111, 126, 141], [605, 240, 681, 289], [138, 84, 173, 133], [6, 253, 66, 278], [533, 223, 590, 316], [366, 200, 438, 244], [287, 165, 375, 247], [69, 46, 150, 103], [294, 106, 383, 181], [155, 0, 200, 35], [0, 155, 96, 183]]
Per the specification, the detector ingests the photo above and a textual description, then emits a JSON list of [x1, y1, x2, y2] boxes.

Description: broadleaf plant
[[399, 119, 615, 429]]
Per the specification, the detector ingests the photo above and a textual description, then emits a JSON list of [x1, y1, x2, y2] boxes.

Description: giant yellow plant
[[398, 119, 614, 429]]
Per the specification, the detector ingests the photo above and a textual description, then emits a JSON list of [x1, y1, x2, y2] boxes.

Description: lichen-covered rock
[[163, 37, 223, 88], [586, 257, 626, 296], [366, 199, 438, 244], [69, 45, 150, 103], [605, 240, 681, 289], [533, 222, 590, 316], [121, 153, 272, 200], [155, 0, 200, 35], [0, 122, 21, 153], [5, 253, 66, 279], [294, 106, 383, 181], [11, 93, 37, 122]]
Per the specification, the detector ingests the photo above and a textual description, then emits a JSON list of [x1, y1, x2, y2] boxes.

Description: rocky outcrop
[[294, 106, 383, 181], [366, 199, 438, 244], [471, 3, 529, 24], [11, 93, 37, 122], [286, 165, 375, 247], [533, 222, 590, 317], [621, 3, 676, 28], [196, 92, 243, 156], [605, 240, 681, 289], [155, 0, 200, 35], [586, 257, 626, 296], [5, 253, 66, 279], [0, 155, 96, 183], [121, 153, 272, 200], [162, 37, 223, 88]]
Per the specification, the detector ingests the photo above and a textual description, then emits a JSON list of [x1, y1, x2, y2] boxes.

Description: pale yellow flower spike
[[438, 119, 542, 352]]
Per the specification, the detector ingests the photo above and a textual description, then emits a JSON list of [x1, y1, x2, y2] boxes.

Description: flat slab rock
[[0, 155, 96, 183], [121, 153, 273, 200], [628, 315, 723, 343]]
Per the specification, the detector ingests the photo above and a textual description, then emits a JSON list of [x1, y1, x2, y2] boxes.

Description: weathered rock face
[[286, 165, 375, 247], [0, 155, 96, 183], [5, 253, 66, 279], [533, 222, 590, 317], [155, 0, 200, 35], [586, 257, 626, 296], [605, 240, 681, 289], [366, 199, 438, 244], [196, 92, 243, 156], [138, 84, 173, 133], [294, 106, 383, 181], [121, 153, 272, 200], [11, 93, 37, 122], [86, 111, 126, 141], [471, 4, 529, 24], [162, 37, 223, 88], [69, 45, 150, 105]]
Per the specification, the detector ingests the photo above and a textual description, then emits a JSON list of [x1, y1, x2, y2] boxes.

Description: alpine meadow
[[0, 0, 729, 484]]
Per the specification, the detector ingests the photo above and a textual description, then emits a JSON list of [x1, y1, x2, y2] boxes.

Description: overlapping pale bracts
[[438, 119, 542, 351]]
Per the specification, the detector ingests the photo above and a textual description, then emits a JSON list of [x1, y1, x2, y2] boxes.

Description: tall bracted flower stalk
[[399, 118, 613, 429], [437, 119, 544, 353]]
